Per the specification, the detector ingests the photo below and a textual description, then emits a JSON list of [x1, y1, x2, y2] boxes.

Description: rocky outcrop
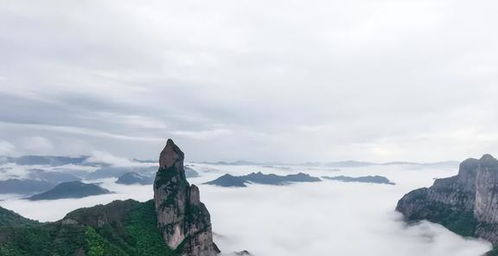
[[397, 154, 498, 246], [154, 139, 219, 256]]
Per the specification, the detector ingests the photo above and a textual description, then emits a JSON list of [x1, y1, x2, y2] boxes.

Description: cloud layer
[[1, 1, 498, 162], [0, 162, 492, 255]]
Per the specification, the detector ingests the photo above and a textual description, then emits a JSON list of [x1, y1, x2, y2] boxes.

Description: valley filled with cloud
[[0, 158, 491, 255]]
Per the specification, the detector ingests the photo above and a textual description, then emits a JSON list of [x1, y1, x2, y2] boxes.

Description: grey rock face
[[154, 139, 219, 256], [396, 154, 498, 245]]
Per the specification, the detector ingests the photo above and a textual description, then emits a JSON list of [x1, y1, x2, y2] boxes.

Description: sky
[[1, 0, 498, 162]]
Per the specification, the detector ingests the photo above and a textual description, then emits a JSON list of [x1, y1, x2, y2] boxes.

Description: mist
[[0, 163, 492, 255]]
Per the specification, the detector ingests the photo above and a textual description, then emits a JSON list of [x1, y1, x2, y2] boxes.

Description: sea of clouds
[[0, 162, 492, 256]]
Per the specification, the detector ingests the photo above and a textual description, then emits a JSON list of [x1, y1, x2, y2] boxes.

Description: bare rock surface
[[154, 139, 219, 256]]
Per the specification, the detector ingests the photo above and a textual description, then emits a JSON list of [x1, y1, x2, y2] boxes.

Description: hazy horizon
[[0, 149, 465, 166]]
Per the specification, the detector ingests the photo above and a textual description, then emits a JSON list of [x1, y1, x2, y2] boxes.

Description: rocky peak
[[457, 158, 479, 178], [159, 138, 185, 170], [397, 153, 498, 248], [480, 153, 497, 162], [154, 139, 219, 256]]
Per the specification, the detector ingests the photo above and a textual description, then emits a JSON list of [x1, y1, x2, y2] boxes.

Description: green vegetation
[[0, 207, 38, 227], [407, 201, 478, 237], [0, 224, 86, 256], [0, 201, 178, 256], [123, 201, 176, 255], [487, 247, 498, 256]]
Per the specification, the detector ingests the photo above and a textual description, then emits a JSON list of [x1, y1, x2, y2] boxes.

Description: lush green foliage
[[406, 201, 478, 237], [0, 201, 178, 256], [0, 224, 86, 256], [123, 201, 176, 255], [0, 208, 37, 227]]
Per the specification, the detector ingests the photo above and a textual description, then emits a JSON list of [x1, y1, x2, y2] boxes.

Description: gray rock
[[396, 154, 498, 246], [154, 139, 219, 256]]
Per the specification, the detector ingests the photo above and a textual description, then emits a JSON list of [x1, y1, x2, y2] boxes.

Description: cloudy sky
[[1, 0, 497, 162]]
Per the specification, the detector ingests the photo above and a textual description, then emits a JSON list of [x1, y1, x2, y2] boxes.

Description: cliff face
[[154, 139, 219, 256], [397, 154, 498, 245]]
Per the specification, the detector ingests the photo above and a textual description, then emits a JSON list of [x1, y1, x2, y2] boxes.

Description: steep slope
[[396, 154, 498, 254], [154, 139, 219, 256]]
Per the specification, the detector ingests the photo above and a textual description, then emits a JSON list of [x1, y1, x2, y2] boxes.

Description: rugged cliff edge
[[396, 154, 498, 254], [154, 139, 219, 256]]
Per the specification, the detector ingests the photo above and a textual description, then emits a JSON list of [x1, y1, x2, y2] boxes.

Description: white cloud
[[0, 121, 161, 142], [20, 136, 54, 153], [171, 128, 233, 140], [0, 0, 498, 162], [0, 163, 492, 255], [0, 140, 15, 155], [86, 151, 152, 167]]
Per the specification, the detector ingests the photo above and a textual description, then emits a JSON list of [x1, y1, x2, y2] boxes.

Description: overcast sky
[[1, 0, 497, 162]]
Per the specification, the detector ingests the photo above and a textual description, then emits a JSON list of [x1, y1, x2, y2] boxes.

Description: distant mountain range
[[201, 160, 459, 168], [0, 154, 459, 169], [1, 155, 94, 166], [322, 175, 395, 185], [205, 172, 321, 187]]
